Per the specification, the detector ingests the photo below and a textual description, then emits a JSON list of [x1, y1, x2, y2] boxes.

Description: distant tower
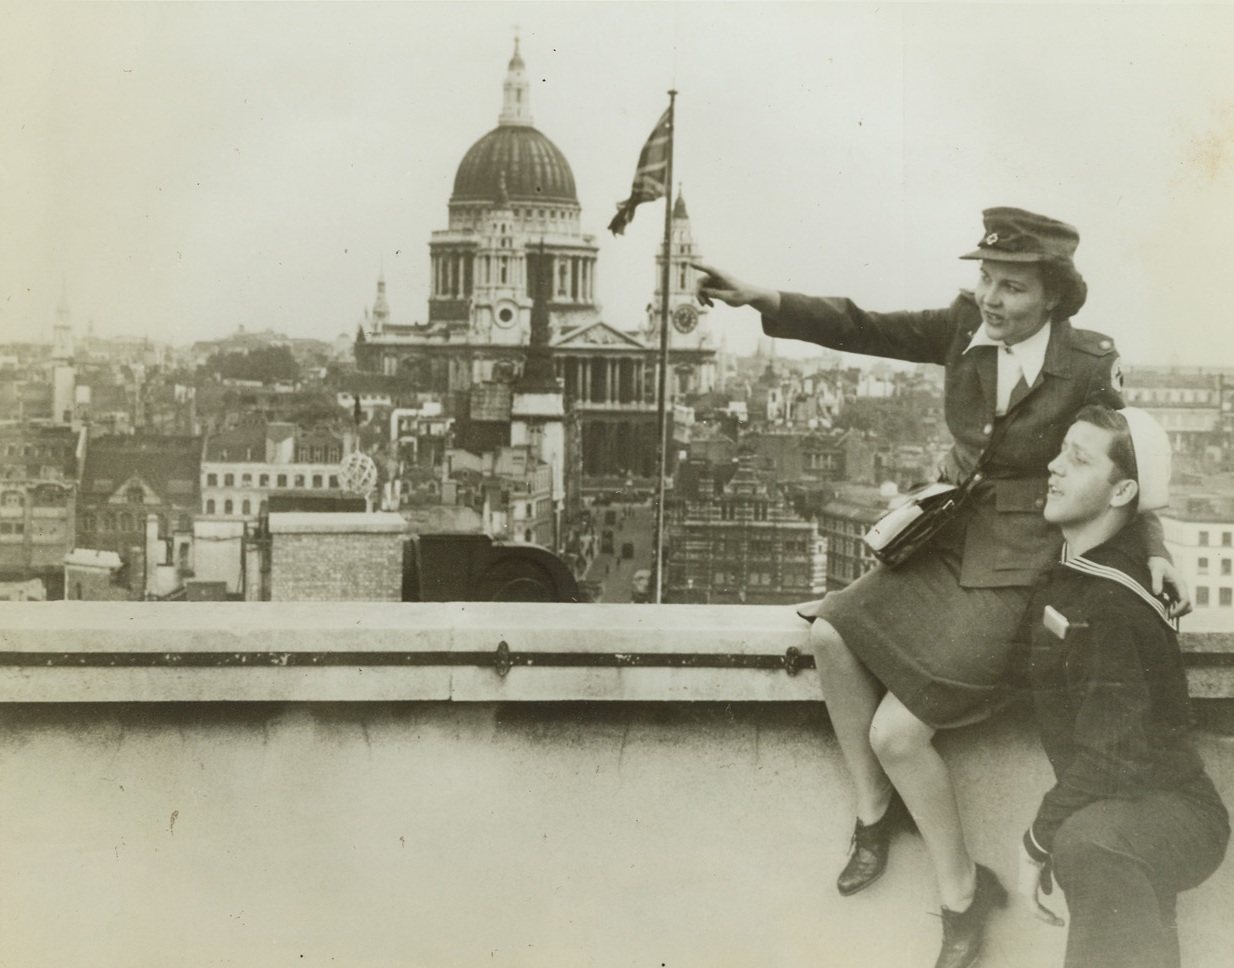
[[511, 243, 566, 548], [370, 273, 390, 336], [649, 188, 710, 348], [52, 282, 74, 361], [51, 282, 76, 425], [649, 187, 716, 395]]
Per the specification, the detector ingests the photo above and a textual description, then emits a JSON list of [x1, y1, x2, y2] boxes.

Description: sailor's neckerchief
[[1060, 540, 1179, 632]]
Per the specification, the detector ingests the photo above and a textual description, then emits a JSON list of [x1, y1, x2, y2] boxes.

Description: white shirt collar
[[965, 320, 1052, 388]]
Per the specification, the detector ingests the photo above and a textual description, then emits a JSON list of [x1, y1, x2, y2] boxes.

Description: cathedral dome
[[451, 126, 578, 207]]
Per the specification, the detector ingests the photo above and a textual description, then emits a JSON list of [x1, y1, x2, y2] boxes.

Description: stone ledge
[[1, 602, 1231, 703]]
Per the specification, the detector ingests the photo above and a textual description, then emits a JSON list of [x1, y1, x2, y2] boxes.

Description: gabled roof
[[553, 321, 648, 350], [204, 425, 266, 461], [80, 435, 201, 506]]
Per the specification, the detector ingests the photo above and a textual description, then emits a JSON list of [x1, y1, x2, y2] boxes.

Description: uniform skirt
[[800, 519, 1030, 729]]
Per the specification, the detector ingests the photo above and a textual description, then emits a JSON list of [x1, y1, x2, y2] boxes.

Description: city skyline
[[4, 2, 1233, 366]]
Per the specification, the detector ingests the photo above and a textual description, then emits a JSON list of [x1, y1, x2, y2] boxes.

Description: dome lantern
[[451, 42, 578, 208], [498, 37, 532, 127]]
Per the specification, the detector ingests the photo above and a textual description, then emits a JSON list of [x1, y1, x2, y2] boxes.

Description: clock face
[[672, 303, 699, 334]]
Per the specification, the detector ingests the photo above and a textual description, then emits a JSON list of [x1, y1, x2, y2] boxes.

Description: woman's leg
[[810, 618, 893, 822], [869, 691, 975, 910]]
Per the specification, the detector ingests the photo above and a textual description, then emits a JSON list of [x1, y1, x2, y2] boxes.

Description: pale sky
[[2, 1, 1233, 365]]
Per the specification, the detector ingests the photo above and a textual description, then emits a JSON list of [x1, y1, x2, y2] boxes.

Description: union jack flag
[[608, 108, 671, 235]]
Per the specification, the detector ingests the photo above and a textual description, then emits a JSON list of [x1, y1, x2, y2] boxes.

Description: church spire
[[53, 277, 74, 361], [673, 184, 689, 220], [498, 35, 533, 126], [371, 272, 390, 334]]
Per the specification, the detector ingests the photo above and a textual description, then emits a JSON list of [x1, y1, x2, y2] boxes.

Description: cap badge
[[985, 232, 999, 246]]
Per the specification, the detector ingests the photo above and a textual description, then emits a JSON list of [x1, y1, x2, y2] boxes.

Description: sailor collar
[[1060, 531, 1177, 630]]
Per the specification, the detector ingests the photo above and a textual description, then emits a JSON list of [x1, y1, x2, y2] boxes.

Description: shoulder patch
[[1110, 355, 1124, 392], [1070, 328, 1118, 357]]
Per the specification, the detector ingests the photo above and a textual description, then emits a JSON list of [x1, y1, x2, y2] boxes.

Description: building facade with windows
[[1122, 367, 1232, 469], [666, 455, 827, 604], [200, 422, 351, 521], [75, 435, 201, 577], [816, 486, 890, 590], [0, 425, 81, 598], [1161, 484, 1234, 628]]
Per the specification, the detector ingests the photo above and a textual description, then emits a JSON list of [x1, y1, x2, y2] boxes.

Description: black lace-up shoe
[[836, 789, 916, 896], [933, 864, 1008, 968]]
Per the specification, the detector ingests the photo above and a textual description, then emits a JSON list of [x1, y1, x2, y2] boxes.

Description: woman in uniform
[[693, 208, 1188, 968]]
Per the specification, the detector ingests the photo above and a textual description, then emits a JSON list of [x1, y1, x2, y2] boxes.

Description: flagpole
[[653, 90, 677, 605]]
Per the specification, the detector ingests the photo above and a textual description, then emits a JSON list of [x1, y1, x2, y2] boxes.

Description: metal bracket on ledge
[[493, 640, 512, 678]]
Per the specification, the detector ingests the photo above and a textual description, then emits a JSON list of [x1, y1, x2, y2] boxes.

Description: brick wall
[[268, 512, 405, 601]]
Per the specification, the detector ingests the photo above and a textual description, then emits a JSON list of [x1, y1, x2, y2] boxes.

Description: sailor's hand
[[1150, 557, 1191, 619], [1016, 841, 1065, 928]]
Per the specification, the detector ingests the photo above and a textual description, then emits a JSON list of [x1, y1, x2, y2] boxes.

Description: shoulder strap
[[957, 409, 1019, 494]]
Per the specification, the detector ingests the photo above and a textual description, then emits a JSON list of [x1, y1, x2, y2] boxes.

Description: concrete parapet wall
[[1, 602, 1232, 704], [1, 700, 1230, 967]]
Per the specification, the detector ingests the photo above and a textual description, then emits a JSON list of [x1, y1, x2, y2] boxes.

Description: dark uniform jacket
[[763, 291, 1147, 588], [1019, 524, 1227, 859]]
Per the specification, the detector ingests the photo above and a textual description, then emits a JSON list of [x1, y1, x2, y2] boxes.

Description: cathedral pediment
[[553, 322, 648, 350]]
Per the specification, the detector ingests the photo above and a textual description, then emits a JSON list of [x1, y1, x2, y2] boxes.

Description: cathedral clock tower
[[647, 189, 715, 394]]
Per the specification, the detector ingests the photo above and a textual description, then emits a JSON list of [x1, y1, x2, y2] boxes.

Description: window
[[1224, 560, 1232, 577], [224, 473, 234, 487], [1198, 558, 1210, 575], [241, 500, 251, 515], [1222, 588, 1233, 608], [1197, 587, 1210, 606], [329, 475, 340, 489], [294, 475, 305, 488], [277, 474, 288, 487], [241, 474, 252, 486], [1225, 533, 1232, 547], [1199, 531, 1209, 546], [312, 474, 323, 488], [259, 474, 269, 487], [224, 499, 233, 514], [207, 473, 218, 486]]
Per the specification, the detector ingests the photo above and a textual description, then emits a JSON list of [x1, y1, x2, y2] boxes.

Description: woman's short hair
[[1040, 260, 1088, 320]]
